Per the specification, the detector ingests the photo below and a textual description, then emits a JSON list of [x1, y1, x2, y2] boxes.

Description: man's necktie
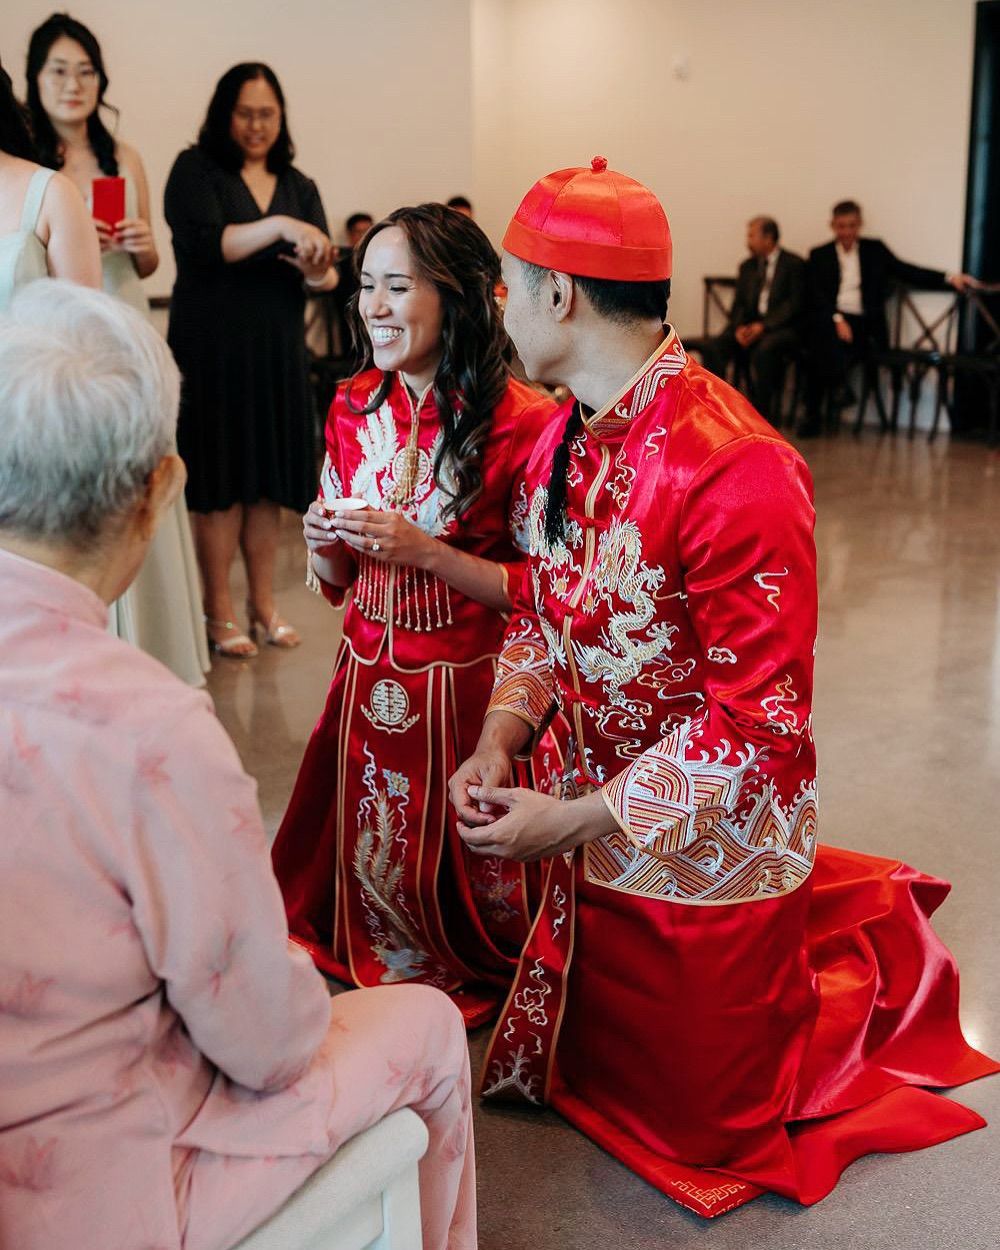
[[758, 257, 771, 316]]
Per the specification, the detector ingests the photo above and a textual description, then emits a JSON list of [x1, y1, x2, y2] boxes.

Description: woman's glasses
[[42, 64, 99, 87], [233, 107, 280, 125]]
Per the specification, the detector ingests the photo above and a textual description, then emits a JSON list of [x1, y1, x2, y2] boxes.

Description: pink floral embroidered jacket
[[0, 549, 335, 1250]]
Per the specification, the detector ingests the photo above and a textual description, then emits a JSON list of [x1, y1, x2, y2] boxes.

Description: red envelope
[[92, 176, 125, 230]]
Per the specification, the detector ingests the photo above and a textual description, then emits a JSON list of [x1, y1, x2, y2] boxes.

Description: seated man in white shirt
[[700, 215, 805, 423], [801, 199, 975, 436]]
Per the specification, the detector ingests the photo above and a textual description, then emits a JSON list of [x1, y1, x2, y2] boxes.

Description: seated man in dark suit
[[801, 199, 975, 435], [701, 216, 805, 423]]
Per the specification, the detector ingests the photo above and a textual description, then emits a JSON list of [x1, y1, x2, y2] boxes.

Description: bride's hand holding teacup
[[303, 496, 365, 558], [332, 506, 436, 569]]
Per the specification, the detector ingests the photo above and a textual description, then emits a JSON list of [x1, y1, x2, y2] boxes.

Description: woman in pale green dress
[[0, 62, 99, 310], [27, 15, 210, 686]]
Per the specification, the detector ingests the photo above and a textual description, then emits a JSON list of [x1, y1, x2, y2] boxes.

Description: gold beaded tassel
[[354, 554, 365, 615], [415, 569, 425, 632], [410, 567, 421, 632], [361, 553, 372, 619], [394, 425, 421, 511], [357, 553, 386, 622], [364, 555, 371, 619], [367, 555, 377, 619], [388, 381, 436, 631], [420, 570, 432, 632], [377, 559, 386, 620], [390, 381, 433, 510]]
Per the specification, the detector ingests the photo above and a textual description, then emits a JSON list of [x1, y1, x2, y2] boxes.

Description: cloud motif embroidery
[[753, 568, 788, 611], [706, 647, 737, 664]]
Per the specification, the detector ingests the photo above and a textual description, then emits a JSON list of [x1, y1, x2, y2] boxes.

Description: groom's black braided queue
[[543, 405, 585, 547]]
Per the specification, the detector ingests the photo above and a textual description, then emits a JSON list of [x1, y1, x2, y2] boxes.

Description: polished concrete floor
[[208, 430, 1000, 1250]]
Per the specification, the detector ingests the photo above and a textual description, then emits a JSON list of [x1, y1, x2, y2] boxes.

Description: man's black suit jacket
[[728, 249, 805, 335], [807, 238, 948, 347]]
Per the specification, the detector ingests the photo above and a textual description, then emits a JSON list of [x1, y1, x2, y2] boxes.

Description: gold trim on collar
[[581, 327, 687, 438]]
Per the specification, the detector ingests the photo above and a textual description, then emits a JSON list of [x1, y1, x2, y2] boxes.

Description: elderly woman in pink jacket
[[0, 281, 476, 1250]]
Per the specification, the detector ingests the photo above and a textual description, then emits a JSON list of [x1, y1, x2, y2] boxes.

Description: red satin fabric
[[319, 370, 553, 671], [479, 335, 997, 1213], [272, 372, 556, 1026], [551, 844, 998, 1217], [501, 162, 673, 282], [491, 334, 821, 903], [274, 651, 541, 1026]]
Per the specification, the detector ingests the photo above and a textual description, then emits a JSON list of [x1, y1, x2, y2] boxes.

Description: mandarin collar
[[580, 327, 688, 440], [391, 372, 439, 417], [0, 546, 109, 628]]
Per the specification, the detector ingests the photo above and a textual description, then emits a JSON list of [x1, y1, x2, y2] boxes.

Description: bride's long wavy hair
[[345, 202, 510, 522]]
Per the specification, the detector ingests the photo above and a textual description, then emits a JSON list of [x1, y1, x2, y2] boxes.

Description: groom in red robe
[[449, 157, 998, 1217]]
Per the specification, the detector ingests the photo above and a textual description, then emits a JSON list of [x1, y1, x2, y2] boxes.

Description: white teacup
[[323, 496, 368, 512]]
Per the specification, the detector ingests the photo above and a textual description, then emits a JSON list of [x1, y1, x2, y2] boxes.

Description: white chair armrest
[[233, 1107, 428, 1250]]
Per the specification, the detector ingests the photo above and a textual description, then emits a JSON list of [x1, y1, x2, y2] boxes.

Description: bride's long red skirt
[[272, 646, 551, 1027]]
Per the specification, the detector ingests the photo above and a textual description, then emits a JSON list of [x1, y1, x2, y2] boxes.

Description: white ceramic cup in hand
[[323, 496, 368, 512]]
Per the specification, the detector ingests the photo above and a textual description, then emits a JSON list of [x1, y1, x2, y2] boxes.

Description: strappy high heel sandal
[[205, 616, 259, 659], [247, 603, 301, 649]]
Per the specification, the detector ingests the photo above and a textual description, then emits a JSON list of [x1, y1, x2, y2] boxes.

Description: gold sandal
[[247, 604, 301, 649], [205, 616, 258, 659]]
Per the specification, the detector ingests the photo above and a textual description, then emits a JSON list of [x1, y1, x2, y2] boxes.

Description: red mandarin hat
[[502, 156, 672, 281]]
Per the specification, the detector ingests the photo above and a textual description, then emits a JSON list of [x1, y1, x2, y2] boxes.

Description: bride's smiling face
[[358, 226, 444, 392]]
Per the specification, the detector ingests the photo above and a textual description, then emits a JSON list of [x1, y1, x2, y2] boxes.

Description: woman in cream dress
[[0, 61, 99, 307], [27, 14, 210, 685]]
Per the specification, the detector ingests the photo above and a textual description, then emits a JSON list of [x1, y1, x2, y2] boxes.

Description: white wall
[[2, 0, 978, 335], [1, 0, 474, 297], [472, 0, 978, 338]]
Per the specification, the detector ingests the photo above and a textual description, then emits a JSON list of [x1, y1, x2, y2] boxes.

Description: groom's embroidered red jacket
[[493, 329, 818, 900]]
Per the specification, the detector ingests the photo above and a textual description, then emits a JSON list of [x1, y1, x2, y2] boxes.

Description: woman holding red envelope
[[26, 12, 210, 689], [0, 56, 99, 307]]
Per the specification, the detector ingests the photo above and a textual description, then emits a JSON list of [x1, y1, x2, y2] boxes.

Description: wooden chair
[[686, 276, 803, 429], [853, 287, 961, 437], [931, 284, 1000, 445], [681, 275, 737, 361], [701, 274, 738, 337]]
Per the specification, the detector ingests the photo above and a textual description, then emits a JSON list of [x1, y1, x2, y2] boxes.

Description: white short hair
[[0, 280, 180, 545]]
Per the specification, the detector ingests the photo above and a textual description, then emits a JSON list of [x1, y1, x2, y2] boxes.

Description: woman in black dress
[[165, 63, 337, 657]]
